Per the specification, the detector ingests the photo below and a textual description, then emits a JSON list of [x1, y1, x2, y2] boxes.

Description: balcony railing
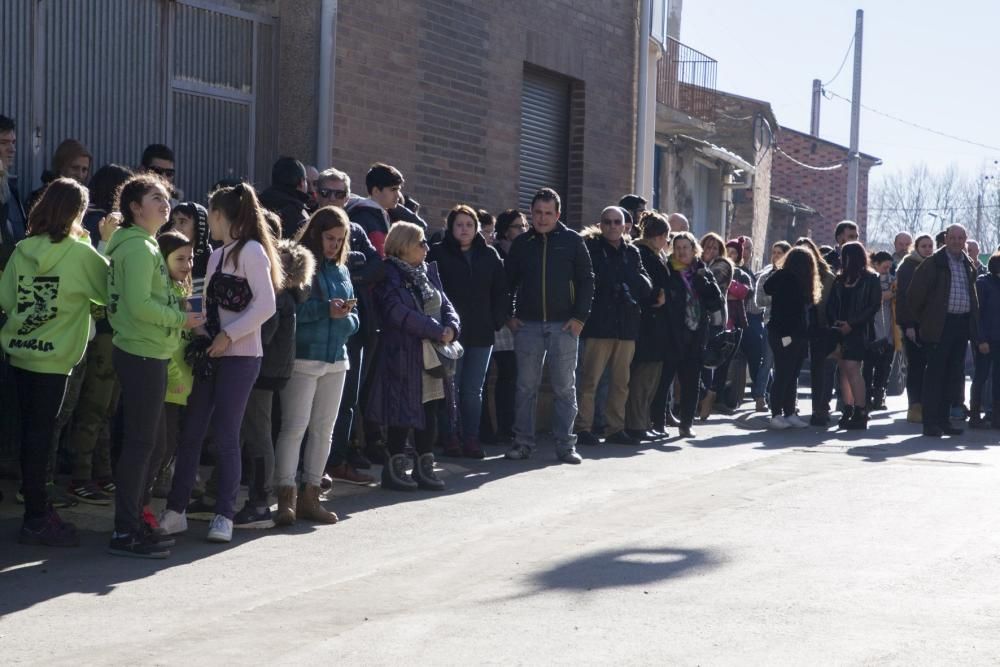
[[656, 37, 717, 123]]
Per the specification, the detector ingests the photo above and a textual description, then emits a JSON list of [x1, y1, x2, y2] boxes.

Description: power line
[[775, 146, 844, 171], [822, 34, 855, 87], [824, 89, 1000, 153]]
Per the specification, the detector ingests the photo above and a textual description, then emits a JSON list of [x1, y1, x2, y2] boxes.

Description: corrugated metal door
[[168, 0, 277, 202], [1, 0, 36, 188], [38, 0, 166, 190], [518, 69, 570, 214]]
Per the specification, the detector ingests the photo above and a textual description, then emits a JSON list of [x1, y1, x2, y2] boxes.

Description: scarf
[[388, 255, 436, 302], [669, 255, 702, 332]]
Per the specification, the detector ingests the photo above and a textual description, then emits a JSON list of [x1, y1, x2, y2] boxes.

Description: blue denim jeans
[[513, 321, 579, 453], [454, 345, 493, 440]]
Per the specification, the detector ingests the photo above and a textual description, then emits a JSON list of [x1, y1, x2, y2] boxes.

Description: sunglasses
[[148, 166, 175, 178], [600, 218, 624, 226], [317, 188, 348, 200]]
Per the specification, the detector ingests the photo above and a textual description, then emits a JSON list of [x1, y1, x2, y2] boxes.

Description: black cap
[[618, 194, 647, 212]]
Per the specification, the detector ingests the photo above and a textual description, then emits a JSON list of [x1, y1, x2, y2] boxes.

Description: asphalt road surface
[[3, 394, 1000, 664]]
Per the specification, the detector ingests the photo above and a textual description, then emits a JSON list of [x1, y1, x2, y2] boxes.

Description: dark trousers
[[653, 348, 702, 427], [903, 336, 926, 407], [971, 347, 1000, 411], [14, 368, 68, 520], [167, 356, 261, 520], [329, 337, 363, 467], [923, 314, 971, 428], [112, 348, 167, 534], [768, 330, 808, 417], [863, 344, 894, 406], [743, 313, 766, 398], [387, 400, 441, 456], [481, 350, 517, 438], [809, 336, 836, 416]]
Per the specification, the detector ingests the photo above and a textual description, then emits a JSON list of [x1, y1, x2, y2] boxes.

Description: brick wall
[[770, 127, 879, 246], [704, 91, 776, 270], [330, 0, 639, 229]]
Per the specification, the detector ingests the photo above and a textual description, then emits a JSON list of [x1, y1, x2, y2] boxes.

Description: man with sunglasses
[[140, 143, 182, 202], [574, 206, 652, 447]]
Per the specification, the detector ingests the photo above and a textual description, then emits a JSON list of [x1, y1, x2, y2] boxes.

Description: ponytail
[[208, 182, 284, 289]]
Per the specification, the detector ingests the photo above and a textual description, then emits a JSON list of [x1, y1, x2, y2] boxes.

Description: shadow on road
[[531, 546, 723, 592]]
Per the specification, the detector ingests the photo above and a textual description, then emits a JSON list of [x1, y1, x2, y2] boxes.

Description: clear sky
[[681, 0, 1000, 184]]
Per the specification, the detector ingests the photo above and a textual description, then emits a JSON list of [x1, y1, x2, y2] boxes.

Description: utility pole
[[810, 79, 821, 137], [845, 9, 863, 222]]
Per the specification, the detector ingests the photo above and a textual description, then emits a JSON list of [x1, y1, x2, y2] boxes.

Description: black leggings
[[387, 400, 441, 456], [655, 349, 703, 427], [768, 330, 808, 417], [14, 368, 69, 520]]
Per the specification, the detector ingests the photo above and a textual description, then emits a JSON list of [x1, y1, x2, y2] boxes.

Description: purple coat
[[367, 260, 461, 430]]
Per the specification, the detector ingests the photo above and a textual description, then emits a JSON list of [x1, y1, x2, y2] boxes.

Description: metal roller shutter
[[518, 69, 569, 214], [1, 0, 35, 189]]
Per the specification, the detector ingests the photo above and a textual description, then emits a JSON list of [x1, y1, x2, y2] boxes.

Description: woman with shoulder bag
[[368, 222, 461, 491]]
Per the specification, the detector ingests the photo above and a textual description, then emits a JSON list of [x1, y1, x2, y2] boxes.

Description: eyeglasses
[[317, 188, 348, 200], [148, 166, 175, 178], [600, 218, 624, 226]]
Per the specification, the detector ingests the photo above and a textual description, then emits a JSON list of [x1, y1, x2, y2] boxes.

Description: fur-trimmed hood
[[276, 238, 316, 292]]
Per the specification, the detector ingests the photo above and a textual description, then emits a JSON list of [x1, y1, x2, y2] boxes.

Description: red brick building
[[770, 127, 882, 246]]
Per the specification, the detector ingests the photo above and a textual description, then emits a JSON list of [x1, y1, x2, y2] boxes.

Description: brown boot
[[698, 390, 716, 421], [296, 484, 338, 524], [274, 486, 297, 526]]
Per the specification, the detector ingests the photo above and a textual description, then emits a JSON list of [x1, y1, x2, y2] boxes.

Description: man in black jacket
[[0, 114, 27, 271], [505, 188, 594, 464], [260, 157, 312, 239], [575, 207, 652, 446]]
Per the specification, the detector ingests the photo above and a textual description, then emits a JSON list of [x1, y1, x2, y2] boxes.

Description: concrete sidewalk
[[2, 397, 1000, 665]]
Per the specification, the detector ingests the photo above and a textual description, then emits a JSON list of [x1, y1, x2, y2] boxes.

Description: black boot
[[411, 453, 445, 491], [837, 405, 854, 429], [969, 404, 985, 429], [381, 454, 417, 492], [845, 406, 868, 430]]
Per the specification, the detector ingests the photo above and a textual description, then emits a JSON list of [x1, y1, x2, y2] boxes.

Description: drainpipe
[[635, 0, 653, 198], [316, 0, 337, 168]]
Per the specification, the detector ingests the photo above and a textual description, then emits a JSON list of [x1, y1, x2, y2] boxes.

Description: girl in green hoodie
[[104, 174, 203, 559], [0, 178, 109, 547]]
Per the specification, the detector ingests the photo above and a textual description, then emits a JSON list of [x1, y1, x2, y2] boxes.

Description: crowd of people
[[1, 113, 996, 559]]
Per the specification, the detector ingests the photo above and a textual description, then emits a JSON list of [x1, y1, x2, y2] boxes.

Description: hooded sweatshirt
[[105, 225, 187, 360], [0, 233, 109, 375]]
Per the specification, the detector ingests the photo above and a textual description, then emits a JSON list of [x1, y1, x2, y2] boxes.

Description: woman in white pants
[[273, 206, 359, 525]]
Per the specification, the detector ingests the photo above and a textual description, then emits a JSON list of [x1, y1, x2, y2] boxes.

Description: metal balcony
[[656, 37, 717, 123]]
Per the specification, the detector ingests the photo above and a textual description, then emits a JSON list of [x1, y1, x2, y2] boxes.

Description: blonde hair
[[384, 221, 425, 258]]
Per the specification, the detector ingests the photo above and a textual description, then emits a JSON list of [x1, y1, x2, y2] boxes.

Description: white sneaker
[[158, 509, 188, 535], [206, 514, 233, 543], [785, 414, 809, 428], [769, 415, 790, 430]]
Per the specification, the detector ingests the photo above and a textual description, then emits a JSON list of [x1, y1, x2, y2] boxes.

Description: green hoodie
[[105, 226, 186, 360], [166, 282, 194, 406], [0, 234, 109, 375]]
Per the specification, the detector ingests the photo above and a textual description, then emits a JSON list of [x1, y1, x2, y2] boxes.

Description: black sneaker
[[19, 509, 80, 547], [575, 431, 601, 446], [233, 501, 275, 529], [139, 522, 176, 549], [809, 413, 831, 427], [185, 498, 217, 521], [108, 530, 170, 559], [67, 481, 112, 506], [347, 448, 372, 470], [605, 430, 640, 446]]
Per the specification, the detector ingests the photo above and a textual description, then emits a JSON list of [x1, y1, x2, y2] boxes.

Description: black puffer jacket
[[346, 221, 385, 340], [255, 239, 316, 390], [428, 233, 508, 347], [506, 222, 594, 324], [633, 240, 673, 362], [580, 230, 651, 340], [260, 185, 311, 240], [663, 256, 724, 351]]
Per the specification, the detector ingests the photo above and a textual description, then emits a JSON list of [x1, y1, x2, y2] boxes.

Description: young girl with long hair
[[160, 183, 281, 544], [826, 241, 881, 430], [0, 178, 109, 547], [106, 174, 203, 558]]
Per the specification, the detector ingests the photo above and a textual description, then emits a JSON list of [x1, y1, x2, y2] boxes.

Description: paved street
[[3, 393, 1000, 665]]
